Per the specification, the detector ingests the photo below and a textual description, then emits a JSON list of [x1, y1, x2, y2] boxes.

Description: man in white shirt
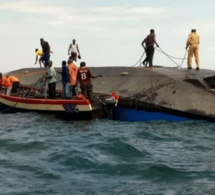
[[44, 60, 57, 99], [68, 39, 81, 62]]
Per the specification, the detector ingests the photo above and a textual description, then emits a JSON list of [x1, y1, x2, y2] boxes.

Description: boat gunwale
[[0, 92, 91, 105]]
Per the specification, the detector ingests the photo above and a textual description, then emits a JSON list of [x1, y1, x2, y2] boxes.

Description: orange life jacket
[[1, 76, 12, 87], [68, 63, 78, 85], [8, 76, 19, 83]]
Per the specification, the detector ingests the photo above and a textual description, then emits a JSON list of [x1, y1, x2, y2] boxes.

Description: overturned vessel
[[2, 66, 215, 122]]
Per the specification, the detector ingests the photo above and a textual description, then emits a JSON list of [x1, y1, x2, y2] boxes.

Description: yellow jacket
[[186, 32, 200, 47], [35, 50, 43, 56]]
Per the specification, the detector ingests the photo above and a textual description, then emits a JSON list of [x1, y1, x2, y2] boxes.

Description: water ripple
[[0, 113, 215, 194]]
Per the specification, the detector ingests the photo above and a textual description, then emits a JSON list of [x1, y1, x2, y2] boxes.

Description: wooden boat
[[0, 84, 118, 120]]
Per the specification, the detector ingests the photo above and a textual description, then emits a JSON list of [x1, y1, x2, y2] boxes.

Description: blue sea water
[[0, 112, 215, 195]]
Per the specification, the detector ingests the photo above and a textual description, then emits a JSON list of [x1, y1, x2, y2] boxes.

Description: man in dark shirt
[[40, 38, 52, 67], [141, 29, 159, 67], [77, 62, 102, 103], [58, 61, 71, 98]]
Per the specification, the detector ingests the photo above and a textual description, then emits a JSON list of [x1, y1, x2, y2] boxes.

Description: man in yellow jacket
[[34, 48, 44, 68], [186, 29, 200, 70]]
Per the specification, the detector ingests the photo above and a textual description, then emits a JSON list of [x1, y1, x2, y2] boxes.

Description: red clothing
[[77, 67, 94, 86], [71, 52, 77, 61], [145, 33, 156, 47]]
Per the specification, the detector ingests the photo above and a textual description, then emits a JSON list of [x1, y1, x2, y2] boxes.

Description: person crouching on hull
[[0, 73, 12, 95]]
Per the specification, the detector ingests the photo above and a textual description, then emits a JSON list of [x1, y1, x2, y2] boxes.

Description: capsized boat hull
[[6, 66, 215, 122], [113, 106, 188, 122]]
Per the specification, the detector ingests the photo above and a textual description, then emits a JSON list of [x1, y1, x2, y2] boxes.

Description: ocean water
[[0, 112, 215, 195]]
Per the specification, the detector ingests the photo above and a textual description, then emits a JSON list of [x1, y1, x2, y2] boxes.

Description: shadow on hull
[[113, 105, 215, 123], [113, 106, 188, 122]]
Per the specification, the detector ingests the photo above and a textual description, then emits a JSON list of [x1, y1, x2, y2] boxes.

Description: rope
[[156, 48, 187, 60], [156, 47, 187, 68], [133, 78, 175, 108], [131, 46, 187, 69], [20, 76, 47, 98], [132, 50, 146, 67]]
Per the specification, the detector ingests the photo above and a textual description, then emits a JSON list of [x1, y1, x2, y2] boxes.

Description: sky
[[0, 0, 215, 73]]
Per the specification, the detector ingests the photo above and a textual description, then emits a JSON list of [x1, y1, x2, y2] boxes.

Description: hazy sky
[[0, 0, 215, 73]]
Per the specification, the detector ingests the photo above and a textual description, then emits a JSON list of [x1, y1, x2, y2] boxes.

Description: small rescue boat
[[0, 85, 118, 120]]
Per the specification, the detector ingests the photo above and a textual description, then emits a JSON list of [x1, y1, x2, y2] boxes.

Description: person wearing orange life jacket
[[68, 59, 78, 98], [186, 29, 200, 70], [6, 75, 20, 93], [0, 73, 12, 95]]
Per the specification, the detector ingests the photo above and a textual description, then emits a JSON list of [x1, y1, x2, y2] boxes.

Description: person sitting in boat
[[6, 75, 20, 93], [43, 60, 57, 99], [58, 60, 71, 99], [68, 59, 78, 98], [77, 62, 102, 103], [0, 73, 12, 95], [34, 48, 44, 68]]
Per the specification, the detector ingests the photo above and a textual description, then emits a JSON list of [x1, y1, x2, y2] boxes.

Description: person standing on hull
[[77, 62, 102, 103], [40, 38, 52, 68], [34, 48, 44, 68], [43, 61, 57, 99], [67, 59, 78, 98], [58, 60, 71, 99], [186, 29, 200, 70], [141, 38, 149, 66], [142, 29, 159, 67], [68, 39, 81, 62]]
